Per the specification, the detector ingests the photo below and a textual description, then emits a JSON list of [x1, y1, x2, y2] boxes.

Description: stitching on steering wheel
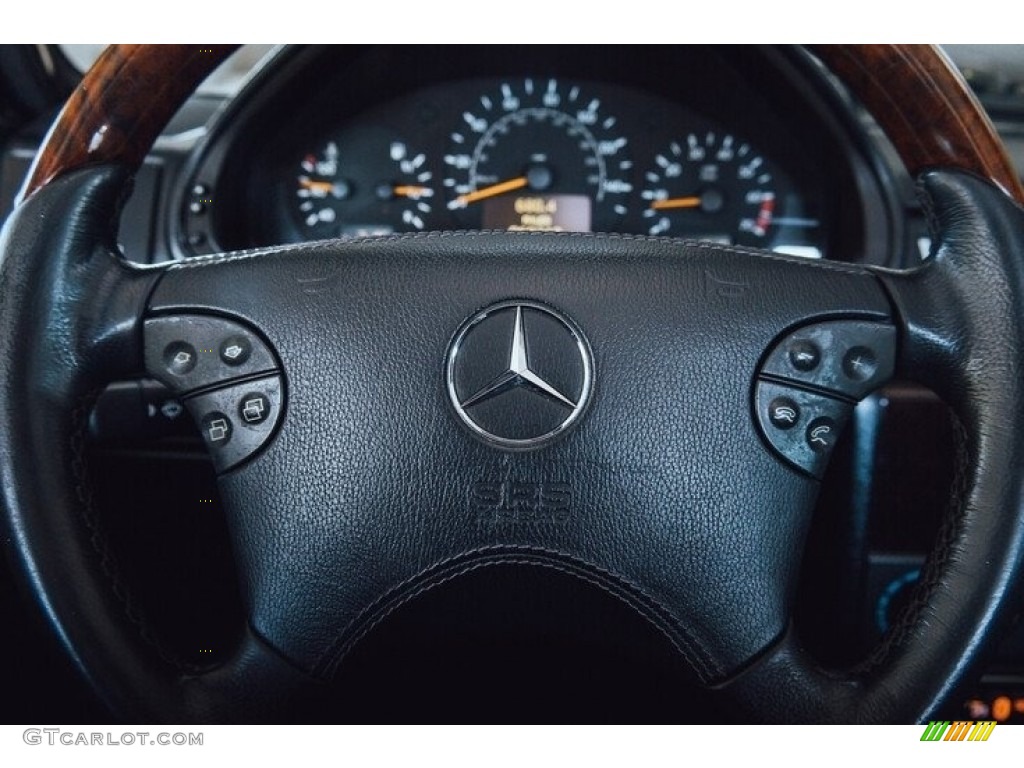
[[848, 178, 972, 678], [164, 229, 870, 276], [69, 388, 201, 675], [854, 389, 971, 676], [312, 544, 730, 684]]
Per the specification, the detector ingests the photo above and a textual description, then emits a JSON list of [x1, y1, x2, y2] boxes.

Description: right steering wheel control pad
[[144, 314, 284, 471], [755, 320, 896, 477]]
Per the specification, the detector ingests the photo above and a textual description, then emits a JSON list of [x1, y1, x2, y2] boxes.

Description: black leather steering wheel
[[2, 44, 1024, 723]]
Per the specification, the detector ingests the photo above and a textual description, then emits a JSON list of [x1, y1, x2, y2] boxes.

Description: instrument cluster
[[186, 47, 891, 264], [282, 77, 824, 257]]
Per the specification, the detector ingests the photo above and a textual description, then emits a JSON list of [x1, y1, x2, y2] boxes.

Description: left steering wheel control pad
[[754, 319, 895, 478], [144, 314, 285, 471]]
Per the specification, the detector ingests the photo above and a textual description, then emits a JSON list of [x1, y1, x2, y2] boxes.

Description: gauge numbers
[[442, 79, 632, 232], [640, 132, 820, 255], [293, 138, 434, 237], [386, 140, 434, 232], [296, 142, 350, 230], [280, 79, 826, 256]]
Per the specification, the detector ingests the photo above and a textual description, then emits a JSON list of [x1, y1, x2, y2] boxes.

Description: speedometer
[[442, 79, 632, 232]]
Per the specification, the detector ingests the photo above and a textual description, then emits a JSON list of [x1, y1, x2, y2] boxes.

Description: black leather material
[[147, 230, 892, 684], [716, 171, 1024, 722], [0, 169, 323, 722]]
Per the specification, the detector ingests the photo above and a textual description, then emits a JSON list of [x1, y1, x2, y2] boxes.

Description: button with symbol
[[145, 315, 281, 395], [768, 397, 800, 430], [219, 335, 252, 366], [239, 393, 270, 425], [806, 417, 837, 453], [164, 341, 198, 375], [182, 374, 282, 472], [842, 346, 878, 382], [200, 412, 233, 446], [788, 340, 820, 372], [760, 320, 896, 400], [755, 380, 851, 478], [160, 400, 184, 420]]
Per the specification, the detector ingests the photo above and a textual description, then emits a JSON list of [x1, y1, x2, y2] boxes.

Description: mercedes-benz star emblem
[[446, 301, 594, 449]]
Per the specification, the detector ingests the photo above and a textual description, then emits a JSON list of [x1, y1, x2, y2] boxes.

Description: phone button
[[806, 417, 837, 453]]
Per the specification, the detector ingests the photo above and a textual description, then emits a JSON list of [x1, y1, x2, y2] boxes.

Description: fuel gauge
[[291, 136, 435, 238]]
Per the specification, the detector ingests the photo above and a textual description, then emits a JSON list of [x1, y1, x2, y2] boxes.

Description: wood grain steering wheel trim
[[813, 44, 1024, 204], [16, 44, 238, 204]]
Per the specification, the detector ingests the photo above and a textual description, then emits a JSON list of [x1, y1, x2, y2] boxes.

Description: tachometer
[[640, 132, 822, 257], [442, 79, 632, 232]]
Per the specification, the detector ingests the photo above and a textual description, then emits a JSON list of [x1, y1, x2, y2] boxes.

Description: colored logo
[[920, 720, 996, 742]]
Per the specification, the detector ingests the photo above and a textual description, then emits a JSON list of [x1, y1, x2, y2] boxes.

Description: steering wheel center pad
[[137, 227, 892, 681]]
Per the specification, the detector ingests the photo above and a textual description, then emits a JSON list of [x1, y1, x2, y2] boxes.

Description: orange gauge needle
[[450, 176, 528, 209], [649, 195, 702, 211], [392, 185, 433, 199], [299, 179, 337, 195]]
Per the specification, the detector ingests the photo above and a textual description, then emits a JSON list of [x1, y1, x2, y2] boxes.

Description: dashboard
[[180, 46, 896, 266]]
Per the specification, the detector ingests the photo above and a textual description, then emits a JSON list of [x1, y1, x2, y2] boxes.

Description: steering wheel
[[2, 44, 1024, 724]]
